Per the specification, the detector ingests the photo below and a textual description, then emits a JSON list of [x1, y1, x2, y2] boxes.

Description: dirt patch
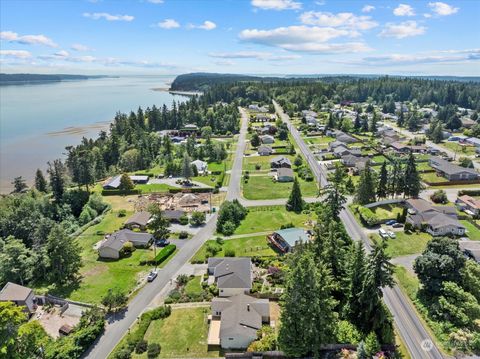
[[33, 305, 82, 339], [82, 264, 108, 278], [104, 195, 137, 211]]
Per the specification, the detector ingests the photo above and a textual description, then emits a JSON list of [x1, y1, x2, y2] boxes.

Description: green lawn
[[134, 307, 218, 358], [136, 183, 176, 193], [192, 175, 218, 187], [184, 276, 203, 296], [243, 154, 295, 171], [372, 232, 432, 257], [421, 172, 447, 184], [441, 142, 476, 156], [416, 161, 433, 171], [460, 220, 480, 240], [371, 155, 388, 164], [191, 235, 276, 262], [370, 204, 403, 221], [242, 175, 318, 200], [235, 206, 314, 235], [304, 136, 334, 145], [207, 161, 226, 173], [394, 265, 419, 299]]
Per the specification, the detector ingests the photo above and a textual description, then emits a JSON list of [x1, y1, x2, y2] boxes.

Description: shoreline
[[151, 88, 203, 97]]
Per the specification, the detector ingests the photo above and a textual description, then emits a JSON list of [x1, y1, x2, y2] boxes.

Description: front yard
[[372, 232, 432, 257], [243, 154, 295, 172], [242, 175, 318, 200], [370, 204, 404, 221], [460, 220, 480, 240]]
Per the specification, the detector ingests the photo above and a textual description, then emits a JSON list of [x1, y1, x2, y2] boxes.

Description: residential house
[[124, 211, 151, 230], [191, 159, 208, 175], [260, 135, 275, 144], [256, 114, 269, 122], [336, 132, 357, 144], [429, 157, 480, 181], [208, 257, 252, 297], [258, 145, 273, 156], [103, 174, 149, 189], [458, 241, 480, 263], [302, 110, 317, 118], [267, 227, 310, 253], [333, 145, 352, 157], [248, 104, 268, 113], [405, 198, 465, 237], [455, 195, 480, 216], [98, 229, 153, 259], [275, 168, 294, 182], [208, 293, 270, 350], [0, 282, 36, 314], [466, 137, 480, 147], [461, 118, 476, 129], [161, 209, 186, 223], [270, 156, 292, 169], [447, 135, 468, 142]]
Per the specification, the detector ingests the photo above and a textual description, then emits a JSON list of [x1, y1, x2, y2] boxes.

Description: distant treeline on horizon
[[0, 73, 112, 85]]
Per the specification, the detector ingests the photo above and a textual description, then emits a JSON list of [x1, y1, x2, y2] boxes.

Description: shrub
[[118, 209, 127, 217], [176, 274, 189, 286], [357, 206, 380, 226], [178, 231, 189, 239], [225, 249, 236, 257], [255, 163, 261, 170], [190, 211, 206, 226], [150, 244, 176, 265], [114, 348, 132, 359], [431, 189, 448, 204], [216, 237, 224, 245], [280, 222, 294, 229], [179, 215, 189, 225], [147, 343, 161, 358], [221, 221, 236, 236], [135, 340, 148, 354], [121, 241, 135, 256], [206, 242, 222, 257]]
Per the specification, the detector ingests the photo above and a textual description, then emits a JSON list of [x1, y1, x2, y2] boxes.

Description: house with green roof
[[267, 227, 310, 253]]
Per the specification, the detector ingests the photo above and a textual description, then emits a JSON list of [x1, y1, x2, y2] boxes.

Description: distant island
[[0, 73, 114, 85]]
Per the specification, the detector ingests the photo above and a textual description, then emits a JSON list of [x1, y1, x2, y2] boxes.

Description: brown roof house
[[124, 211, 152, 230], [208, 293, 270, 350], [98, 229, 153, 259], [0, 282, 36, 313], [456, 195, 480, 216], [406, 199, 465, 237]]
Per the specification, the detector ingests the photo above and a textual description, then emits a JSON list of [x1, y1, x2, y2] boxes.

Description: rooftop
[[0, 282, 33, 301], [274, 227, 309, 248]]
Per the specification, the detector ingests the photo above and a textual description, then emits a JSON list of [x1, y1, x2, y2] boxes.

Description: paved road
[[84, 108, 250, 359], [274, 100, 445, 359]]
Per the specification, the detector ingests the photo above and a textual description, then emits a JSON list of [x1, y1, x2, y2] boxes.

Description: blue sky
[[1, 0, 479, 75]]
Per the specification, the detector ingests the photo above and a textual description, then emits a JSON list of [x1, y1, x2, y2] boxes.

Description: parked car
[[378, 228, 389, 239], [147, 270, 158, 282], [385, 220, 397, 226], [392, 223, 403, 228], [155, 239, 170, 247], [388, 231, 396, 239]]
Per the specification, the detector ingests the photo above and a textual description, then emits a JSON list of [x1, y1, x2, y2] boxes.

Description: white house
[[191, 159, 208, 175]]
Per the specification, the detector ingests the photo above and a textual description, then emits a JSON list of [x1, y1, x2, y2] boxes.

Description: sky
[[1, 0, 479, 76]]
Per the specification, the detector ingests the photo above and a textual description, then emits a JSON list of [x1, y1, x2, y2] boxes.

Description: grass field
[[132, 307, 219, 358], [184, 276, 203, 296], [460, 220, 480, 240], [441, 142, 476, 156], [421, 172, 447, 183], [191, 235, 276, 262], [303, 136, 334, 145], [394, 265, 419, 299], [243, 154, 295, 171], [242, 175, 318, 200], [136, 183, 177, 193], [373, 232, 431, 257], [370, 204, 403, 221], [235, 206, 314, 235]]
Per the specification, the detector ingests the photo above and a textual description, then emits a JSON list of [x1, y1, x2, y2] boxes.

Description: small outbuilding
[[275, 168, 294, 182]]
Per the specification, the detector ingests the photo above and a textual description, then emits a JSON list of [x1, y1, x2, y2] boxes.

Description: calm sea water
[[0, 75, 186, 193]]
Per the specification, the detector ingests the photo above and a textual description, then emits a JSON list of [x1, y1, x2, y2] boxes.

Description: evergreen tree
[[148, 203, 171, 240], [34, 169, 48, 193], [403, 154, 422, 198], [47, 159, 66, 202], [278, 247, 337, 358], [326, 112, 336, 130], [354, 114, 361, 132], [355, 161, 376, 205], [369, 112, 378, 133], [345, 242, 367, 324], [182, 153, 193, 181], [376, 162, 388, 199], [286, 177, 304, 213], [431, 122, 444, 144], [388, 160, 403, 198], [11, 176, 28, 193], [321, 164, 347, 217], [361, 116, 369, 132], [250, 133, 260, 147], [119, 173, 135, 191]]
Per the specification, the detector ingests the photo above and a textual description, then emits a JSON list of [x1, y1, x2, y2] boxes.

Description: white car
[[378, 228, 389, 239], [147, 270, 158, 282], [388, 231, 396, 239]]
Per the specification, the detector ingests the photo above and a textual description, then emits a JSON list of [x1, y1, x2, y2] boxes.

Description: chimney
[[247, 304, 250, 312]]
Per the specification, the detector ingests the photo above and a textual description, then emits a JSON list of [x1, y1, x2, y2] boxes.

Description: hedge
[[168, 187, 213, 194], [357, 206, 381, 227], [102, 189, 141, 196], [133, 172, 154, 177], [152, 244, 176, 265], [458, 189, 480, 196]]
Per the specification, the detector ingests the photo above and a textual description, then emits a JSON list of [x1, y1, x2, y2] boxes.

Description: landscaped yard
[[441, 142, 476, 156], [421, 172, 447, 184], [370, 204, 404, 221], [372, 232, 432, 257], [132, 307, 219, 358], [243, 154, 295, 171], [242, 175, 318, 200], [460, 220, 480, 240], [234, 206, 314, 235], [191, 235, 276, 263]]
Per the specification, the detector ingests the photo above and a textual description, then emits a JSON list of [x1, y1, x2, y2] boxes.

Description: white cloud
[[83, 12, 134, 22], [0, 50, 32, 59], [214, 60, 235, 66], [156, 19, 180, 29], [362, 5, 375, 13], [251, 0, 302, 11], [55, 50, 69, 57], [300, 11, 378, 30], [146, 0, 164, 3], [0, 31, 57, 47], [393, 4, 415, 16], [239, 25, 370, 53], [209, 51, 301, 60], [188, 20, 217, 30], [423, 13, 432, 18], [361, 49, 480, 66], [428, 2, 459, 16], [379, 21, 426, 39], [71, 43, 90, 51]]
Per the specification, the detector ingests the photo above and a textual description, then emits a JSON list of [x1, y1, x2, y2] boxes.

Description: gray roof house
[[103, 174, 149, 189], [0, 282, 36, 313], [336, 132, 357, 144], [161, 209, 186, 222], [458, 241, 480, 263], [429, 157, 479, 181], [267, 228, 310, 253], [191, 160, 208, 174], [405, 198, 465, 237], [260, 135, 275, 144], [124, 211, 151, 230], [98, 229, 153, 259], [208, 257, 252, 297], [333, 145, 351, 157], [275, 168, 294, 182], [270, 156, 292, 168], [208, 293, 270, 350], [258, 145, 273, 156]]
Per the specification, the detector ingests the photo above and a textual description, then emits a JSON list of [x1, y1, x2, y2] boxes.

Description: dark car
[[392, 223, 403, 228], [385, 220, 397, 226], [155, 239, 170, 247]]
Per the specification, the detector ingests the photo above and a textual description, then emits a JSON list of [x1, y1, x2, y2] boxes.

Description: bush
[[147, 343, 161, 358], [178, 231, 189, 239], [225, 249, 236, 257], [102, 189, 141, 196], [179, 215, 189, 225], [190, 211, 206, 226], [177, 274, 189, 286], [255, 164, 261, 170], [221, 221, 236, 236], [135, 340, 148, 354], [121, 241, 135, 256], [150, 244, 176, 265], [114, 348, 132, 359], [357, 206, 380, 226], [280, 222, 294, 229], [206, 242, 222, 257], [118, 209, 127, 217], [431, 189, 448, 204]]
